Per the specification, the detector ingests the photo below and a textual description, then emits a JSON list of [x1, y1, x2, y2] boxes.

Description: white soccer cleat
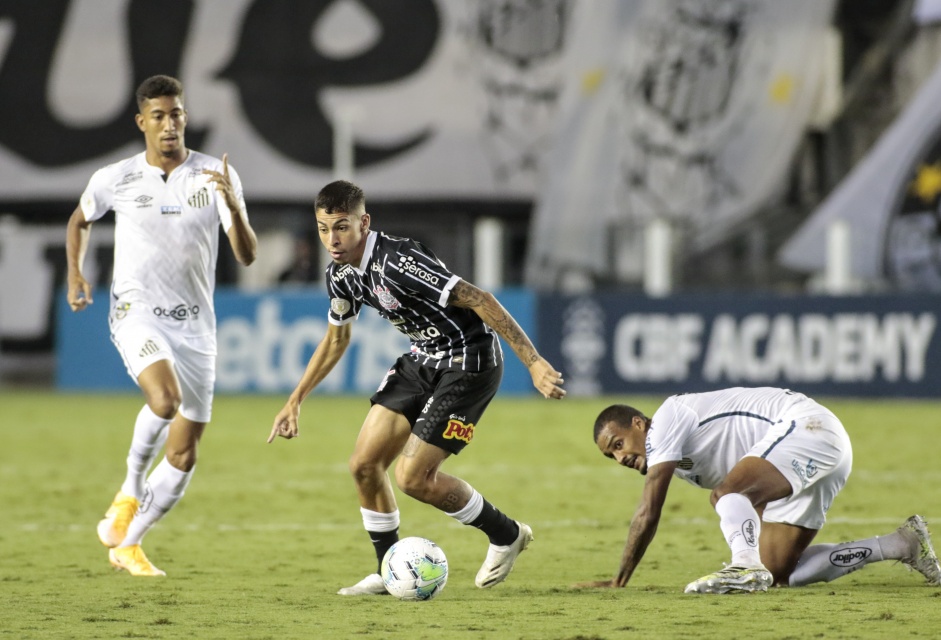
[[898, 515, 941, 586], [475, 522, 533, 589], [337, 573, 388, 596], [684, 564, 773, 594]]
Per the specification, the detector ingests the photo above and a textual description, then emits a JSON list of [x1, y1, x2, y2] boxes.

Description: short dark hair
[[316, 180, 365, 215], [593, 404, 645, 442], [136, 75, 184, 110]]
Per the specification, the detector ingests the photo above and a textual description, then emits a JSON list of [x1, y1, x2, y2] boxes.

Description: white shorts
[[746, 402, 853, 530], [110, 306, 216, 423]]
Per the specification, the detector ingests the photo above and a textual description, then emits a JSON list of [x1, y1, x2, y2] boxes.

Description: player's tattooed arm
[[450, 280, 537, 365], [450, 279, 566, 399]]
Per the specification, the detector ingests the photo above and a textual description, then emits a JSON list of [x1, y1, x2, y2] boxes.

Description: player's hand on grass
[[573, 579, 618, 589], [529, 356, 566, 400], [268, 401, 301, 443], [67, 274, 93, 311]]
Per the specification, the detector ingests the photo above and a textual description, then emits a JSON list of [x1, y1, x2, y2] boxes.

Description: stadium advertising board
[[538, 293, 941, 397], [56, 288, 535, 394]]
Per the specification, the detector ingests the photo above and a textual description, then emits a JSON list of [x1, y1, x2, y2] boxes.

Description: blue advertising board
[[537, 293, 941, 397], [56, 287, 536, 395]]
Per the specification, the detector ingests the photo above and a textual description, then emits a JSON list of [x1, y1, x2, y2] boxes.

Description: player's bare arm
[[204, 153, 257, 266], [449, 279, 565, 399], [65, 205, 94, 311], [577, 460, 677, 588], [268, 322, 352, 443]]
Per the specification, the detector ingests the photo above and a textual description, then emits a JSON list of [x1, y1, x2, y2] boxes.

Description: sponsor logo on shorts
[[829, 547, 872, 567], [677, 457, 694, 470], [330, 298, 351, 316], [139, 339, 160, 358], [153, 304, 199, 321], [443, 419, 475, 444], [742, 519, 758, 547], [791, 458, 818, 488], [371, 262, 383, 272], [373, 285, 401, 311], [188, 186, 210, 208]]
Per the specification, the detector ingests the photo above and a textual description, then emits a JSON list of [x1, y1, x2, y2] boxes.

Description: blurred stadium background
[[1, 0, 940, 400]]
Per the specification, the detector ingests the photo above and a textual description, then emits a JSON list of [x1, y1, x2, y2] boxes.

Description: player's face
[[316, 207, 370, 265], [596, 417, 649, 475], [136, 95, 187, 158]]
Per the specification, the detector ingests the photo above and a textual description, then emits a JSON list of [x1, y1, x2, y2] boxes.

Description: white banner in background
[[527, 0, 835, 287], [779, 58, 941, 291], [0, 0, 585, 201]]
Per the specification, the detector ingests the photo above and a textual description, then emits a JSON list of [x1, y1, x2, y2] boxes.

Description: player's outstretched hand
[[573, 579, 618, 589], [67, 274, 93, 312], [529, 356, 566, 400], [268, 401, 301, 443]]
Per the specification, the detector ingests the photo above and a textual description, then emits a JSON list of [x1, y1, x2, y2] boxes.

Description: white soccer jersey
[[80, 150, 245, 336], [645, 387, 834, 489]]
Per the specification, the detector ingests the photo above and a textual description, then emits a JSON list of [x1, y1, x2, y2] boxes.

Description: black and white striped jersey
[[325, 231, 503, 371]]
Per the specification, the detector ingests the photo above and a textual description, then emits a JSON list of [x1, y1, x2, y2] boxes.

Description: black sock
[[368, 529, 399, 573], [469, 498, 519, 546]]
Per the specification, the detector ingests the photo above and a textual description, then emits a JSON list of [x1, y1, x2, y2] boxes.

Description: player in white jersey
[[66, 75, 257, 577], [580, 387, 940, 593]]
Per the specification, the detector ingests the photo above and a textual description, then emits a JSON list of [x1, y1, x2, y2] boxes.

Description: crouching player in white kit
[[66, 75, 257, 576], [581, 387, 941, 593]]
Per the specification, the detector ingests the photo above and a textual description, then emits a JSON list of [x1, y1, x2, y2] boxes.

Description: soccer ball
[[380, 536, 448, 601]]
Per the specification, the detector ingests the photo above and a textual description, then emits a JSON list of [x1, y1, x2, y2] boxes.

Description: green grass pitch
[[2, 391, 939, 639]]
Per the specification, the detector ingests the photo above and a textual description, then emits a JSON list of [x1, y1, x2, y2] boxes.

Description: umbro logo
[[135, 195, 153, 208]]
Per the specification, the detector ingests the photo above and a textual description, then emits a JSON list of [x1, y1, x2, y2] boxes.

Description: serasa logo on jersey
[[397, 255, 439, 285], [188, 187, 210, 208], [373, 285, 401, 311], [161, 206, 182, 215], [153, 304, 199, 320], [443, 419, 474, 444]]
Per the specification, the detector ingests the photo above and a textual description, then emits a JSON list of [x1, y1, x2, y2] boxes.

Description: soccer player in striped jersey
[[66, 75, 257, 576], [581, 387, 940, 593], [268, 180, 566, 595]]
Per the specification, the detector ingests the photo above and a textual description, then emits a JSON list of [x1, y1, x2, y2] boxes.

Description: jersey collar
[[353, 231, 378, 275]]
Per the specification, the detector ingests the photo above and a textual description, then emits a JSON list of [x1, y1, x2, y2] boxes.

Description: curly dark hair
[[135, 75, 184, 110], [316, 180, 365, 215], [593, 404, 646, 443]]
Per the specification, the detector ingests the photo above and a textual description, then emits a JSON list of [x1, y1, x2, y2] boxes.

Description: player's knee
[[394, 465, 431, 502], [147, 389, 181, 419], [348, 455, 384, 485]]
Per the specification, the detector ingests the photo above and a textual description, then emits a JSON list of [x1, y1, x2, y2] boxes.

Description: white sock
[[789, 534, 898, 586], [120, 458, 193, 547], [715, 493, 763, 567], [360, 507, 400, 532], [445, 489, 484, 524], [120, 405, 171, 500]]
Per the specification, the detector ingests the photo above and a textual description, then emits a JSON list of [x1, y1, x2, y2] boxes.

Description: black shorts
[[370, 355, 504, 455]]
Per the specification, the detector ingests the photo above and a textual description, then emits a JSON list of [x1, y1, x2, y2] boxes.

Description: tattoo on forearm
[[452, 281, 537, 364]]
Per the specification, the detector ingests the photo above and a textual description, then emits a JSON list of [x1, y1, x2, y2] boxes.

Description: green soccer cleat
[[684, 564, 773, 594]]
